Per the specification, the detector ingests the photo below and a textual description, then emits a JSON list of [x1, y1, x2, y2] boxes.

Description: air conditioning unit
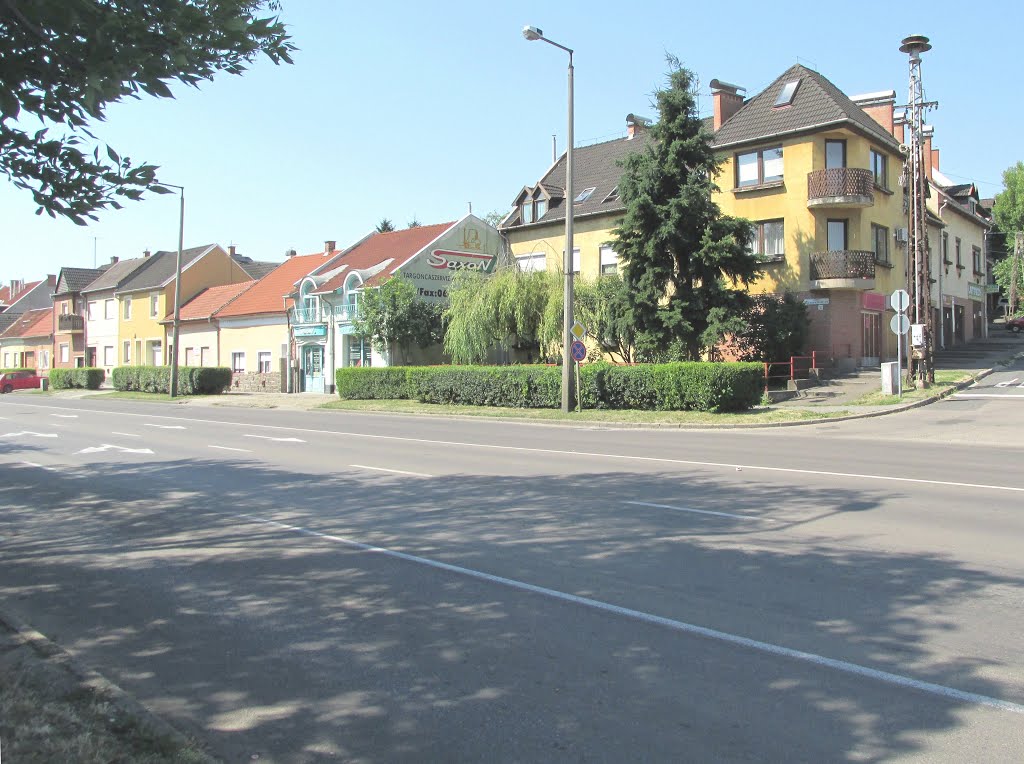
[[894, 228, 909, 244]]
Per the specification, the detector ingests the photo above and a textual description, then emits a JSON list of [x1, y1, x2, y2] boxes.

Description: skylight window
[[574, 186, 596, 203], [603, 185, 619, 203], [774, 79, 800, 107]]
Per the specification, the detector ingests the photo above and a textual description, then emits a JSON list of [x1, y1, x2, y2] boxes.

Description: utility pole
[[899, 34, 938, 387], [1011, 232, 1023, 316]]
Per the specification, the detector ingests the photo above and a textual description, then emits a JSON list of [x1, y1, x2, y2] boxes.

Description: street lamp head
[[522, 25, 543, 41]]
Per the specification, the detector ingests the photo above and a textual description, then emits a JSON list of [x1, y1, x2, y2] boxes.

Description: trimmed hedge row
[[49, 367, 105, 390], [111, 366, 232, 395], [0, 367, 35, 374], [336, 362, 762, 412]]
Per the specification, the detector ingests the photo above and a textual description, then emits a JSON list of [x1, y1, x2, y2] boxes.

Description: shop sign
[[803, 298, 830, 306], [294, 325, 326, 337], [862, 292, 886, 311], [967, 283, 984, 301]]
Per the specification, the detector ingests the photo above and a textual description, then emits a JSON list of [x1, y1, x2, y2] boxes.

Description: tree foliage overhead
[[0, 0, 294, 224], [352, 272, 444, 364], [611, 58, 761, 361]]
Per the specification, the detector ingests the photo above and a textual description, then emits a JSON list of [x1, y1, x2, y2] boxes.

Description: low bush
[[111, 366, 231, 395], [48, 367, 105, 390], [334, 361, 762, 412], [0, 367, 35, 375], [335, 368, 411, 399]]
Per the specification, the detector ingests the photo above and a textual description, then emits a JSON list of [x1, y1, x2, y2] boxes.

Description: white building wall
[[84, 289, 121, 379]]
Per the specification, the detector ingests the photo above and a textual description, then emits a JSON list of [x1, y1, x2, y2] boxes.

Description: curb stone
[[0, 603, 219, 763]]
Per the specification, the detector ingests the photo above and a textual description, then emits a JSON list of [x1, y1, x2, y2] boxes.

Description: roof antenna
[[552, 134, 557, 163], [468, 201, 472, 214], [795, 56, 818, 71]]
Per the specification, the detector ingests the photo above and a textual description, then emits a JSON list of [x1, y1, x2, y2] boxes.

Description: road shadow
[[1, 455, 1021, 762]]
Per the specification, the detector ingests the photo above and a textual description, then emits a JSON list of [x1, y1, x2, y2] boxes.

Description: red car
[[1007, 316, 1024, 334], [0, 370, 42, 393]]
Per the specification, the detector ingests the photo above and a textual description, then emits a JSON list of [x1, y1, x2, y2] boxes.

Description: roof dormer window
[[574, 186, 596, 203], [535, 198, 547, 218], [521, 201, 534, 224]]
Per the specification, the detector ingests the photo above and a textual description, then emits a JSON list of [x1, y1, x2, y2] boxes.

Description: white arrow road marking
[[209, 445, 252, 453], [75, 444, 155, 455], [1, 431, 58, 438], [350, 464, 432, 478], [144, 424, 185, 430], [19, 461, 58, 471], [243, 435, 306, 443], [626, 500, 774, 522], [51, 414, 78, 418], [996, 378, 1019, 388]]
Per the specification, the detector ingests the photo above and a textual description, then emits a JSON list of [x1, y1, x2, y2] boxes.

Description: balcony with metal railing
[[57, 313, 84, 332], [291, 305, 333, 324], [807, 168, 874, 208], [809, 250, 876, 290]]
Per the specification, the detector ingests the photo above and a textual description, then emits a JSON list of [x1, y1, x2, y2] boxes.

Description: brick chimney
[[710, 79, 745, 130], [143, 249, 151, 258], [110, 256, 119, 265], [228, 244, 237, 257], [931, 147, 940, 175], [626, 113, 649, 139], [923, 126, 934, 180], [893, 112, 906, 144], [851, 90, 896, 136], [325, 240, 336, 254]]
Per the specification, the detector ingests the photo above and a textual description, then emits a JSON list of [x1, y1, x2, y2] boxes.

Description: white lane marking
[[995, 379, 1019, 388], [75, 444, 155, 455], [209, 445, 252, 453], [235, 511, 1024, 715], [1, 431, 58, 438], [110, 431, 142, 438], [350, 464, 433, 478], [626, 500, 774, 522], [18, 460, 58, 472], [243, 435, 305, 443], [51, 414, 78, 418], [8, 402, 1024, 493], [951, 394, 1024, 400], [144, 424, 185, 430]]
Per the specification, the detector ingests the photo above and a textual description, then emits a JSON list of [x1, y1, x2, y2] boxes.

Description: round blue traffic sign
[[570, 340, 587, 363]]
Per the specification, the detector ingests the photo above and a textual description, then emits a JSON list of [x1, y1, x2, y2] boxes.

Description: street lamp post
[[164, 184, 185, 399], [523, 25, 575, 413]]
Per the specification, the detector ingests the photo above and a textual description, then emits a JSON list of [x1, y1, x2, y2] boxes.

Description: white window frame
[[150, 292, 159, 318], [59, 343, 70, 363], [103, 346, 114, 366], [88, 301, 98, 320], [562, 248, 581, 275], [516, 253, 547, 273], [599, 245, 619, 275], [257, 350, 272, 374], [123, 297, 132, 320], [200, 347, 210, 366], [231, 351, 246, 373], [122, 341, 131, 363], [104, 299, 115, 320]]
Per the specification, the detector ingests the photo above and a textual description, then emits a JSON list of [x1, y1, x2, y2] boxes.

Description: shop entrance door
[[861, 312, 880, 366], [302, 344, 324, 393]]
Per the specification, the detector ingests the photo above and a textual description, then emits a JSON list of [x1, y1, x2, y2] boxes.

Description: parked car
[[1007, 316, 1024, 334], [0, 370, 42, 393]]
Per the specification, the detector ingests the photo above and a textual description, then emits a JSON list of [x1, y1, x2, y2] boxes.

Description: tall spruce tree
[[612, 60, 761, 360]]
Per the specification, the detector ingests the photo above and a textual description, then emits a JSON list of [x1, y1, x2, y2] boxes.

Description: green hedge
[[0, 367, 35, 374], [48, 367, 105, 390], [336, 362, 762, 412], [111, 366, 232, 395], [335, 367, 411, 400]]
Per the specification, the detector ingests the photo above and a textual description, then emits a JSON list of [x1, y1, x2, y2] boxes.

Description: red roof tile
[[161, 280, 255, 323], [313, 223, 454, 294], [1, 308, 52, 339], [215, 254, 330, 318]]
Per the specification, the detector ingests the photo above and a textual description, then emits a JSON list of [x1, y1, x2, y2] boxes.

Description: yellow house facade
[[115, 244, 251, 365]]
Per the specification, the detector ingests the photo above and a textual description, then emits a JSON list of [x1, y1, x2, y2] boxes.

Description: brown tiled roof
[[161, 280, 255, 323], [215, 254, 329, 318], [502, 134, 650, 230], [0, 308, 51, 339], [0, 285, 9, 304], [710, 64, 900, 150], [314, 223, 453, 294]]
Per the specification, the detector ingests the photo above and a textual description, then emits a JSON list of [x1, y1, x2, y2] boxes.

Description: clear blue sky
[[3, 0, 1020, 278]]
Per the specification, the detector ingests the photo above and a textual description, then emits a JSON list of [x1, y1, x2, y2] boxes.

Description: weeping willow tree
[[444, 268, 557, 364], [444, 267, 637, 364]]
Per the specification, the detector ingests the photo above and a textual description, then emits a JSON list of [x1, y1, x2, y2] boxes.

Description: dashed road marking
[[209, 445, 252, 453], [350, 464, 432, 478]]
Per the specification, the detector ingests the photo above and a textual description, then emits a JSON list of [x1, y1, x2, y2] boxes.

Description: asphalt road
[[1, 385, 1023, 762]]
